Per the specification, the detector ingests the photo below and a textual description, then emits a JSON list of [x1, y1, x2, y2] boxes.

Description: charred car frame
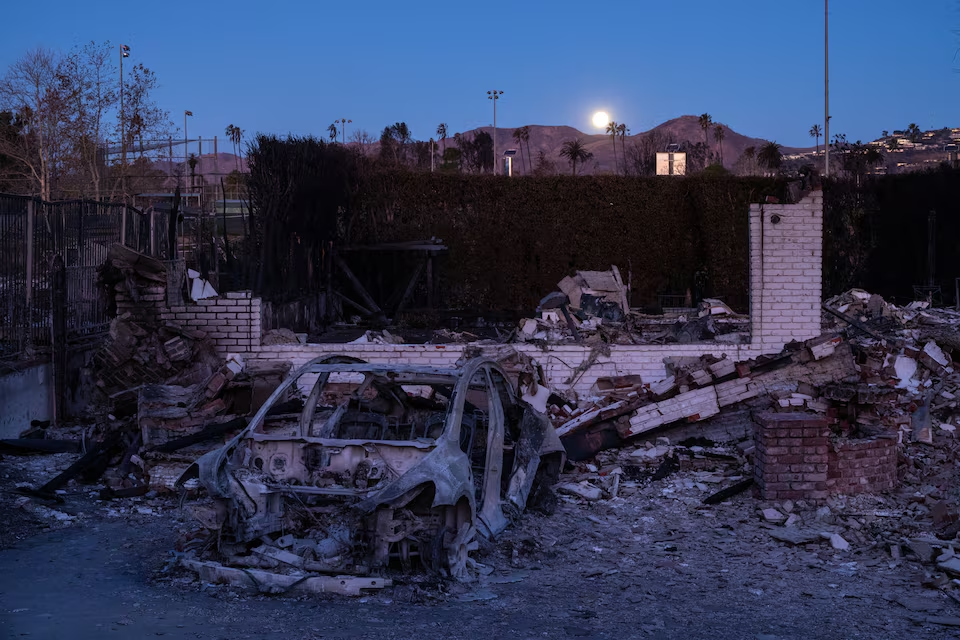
[[178, 356, 564, 578]]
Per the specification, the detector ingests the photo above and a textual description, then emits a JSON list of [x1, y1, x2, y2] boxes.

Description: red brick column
[[754, 413, 830, 501], [826, 437, 897, 495]]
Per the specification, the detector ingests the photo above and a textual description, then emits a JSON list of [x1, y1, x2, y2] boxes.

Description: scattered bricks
[[199, 398, 227, 417], [163, 336, 191, 362], [708, 358, 736, 379], [206, 372, 227, 398]]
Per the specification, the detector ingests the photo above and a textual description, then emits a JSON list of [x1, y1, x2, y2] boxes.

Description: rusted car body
[[178, 356, 564, 578]]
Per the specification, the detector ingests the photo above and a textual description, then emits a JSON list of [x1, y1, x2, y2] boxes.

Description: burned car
[[178, 356, 564, 579]]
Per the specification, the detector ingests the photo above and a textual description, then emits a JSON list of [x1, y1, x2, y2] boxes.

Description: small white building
[[656, 152, 686, 176]]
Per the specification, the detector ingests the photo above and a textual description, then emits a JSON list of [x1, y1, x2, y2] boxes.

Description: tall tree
[[809, 124, 822, 156], [0, 48, 65, 200], [605, 120, 618, 174], [122, 63, 172, 160], [616, 123, 629, 175], [757, 141, 783, 175], [713, 124, 725, 166], [698, 113, 713, 149], [225, 124, 244, 174], [436, 122, 447, 158], [512, 127, 526, 175], [519, 126, 532, 176], [906, 123, 921, 143], [58, 41, 117, 200], [559, 137, 593, 175]]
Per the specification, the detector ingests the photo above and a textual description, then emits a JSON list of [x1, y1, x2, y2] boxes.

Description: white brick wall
[[749, 191, 823, 352], [227, 192, 823, 396]]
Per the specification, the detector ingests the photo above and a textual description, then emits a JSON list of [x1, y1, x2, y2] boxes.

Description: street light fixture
[[184, 110, 193, 165], [335, 118, 352, 144], [487, 90, 503, 175], [119, 44, 130, 199]]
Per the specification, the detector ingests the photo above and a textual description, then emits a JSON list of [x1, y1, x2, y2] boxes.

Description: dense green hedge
[[348, 173, 787, 312], [823, 167, 960, 302]]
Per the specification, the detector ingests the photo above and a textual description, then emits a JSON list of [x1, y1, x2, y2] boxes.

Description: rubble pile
[[513, 267, 750, 346]]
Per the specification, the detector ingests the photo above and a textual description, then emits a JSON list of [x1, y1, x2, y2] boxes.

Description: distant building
[[656, 151, 686, 176]]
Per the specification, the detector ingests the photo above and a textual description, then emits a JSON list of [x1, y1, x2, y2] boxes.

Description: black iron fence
[[0, 193, 160, 360]]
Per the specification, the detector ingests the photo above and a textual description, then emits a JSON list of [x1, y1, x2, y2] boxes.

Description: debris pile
[[513, 267, 750, 346]]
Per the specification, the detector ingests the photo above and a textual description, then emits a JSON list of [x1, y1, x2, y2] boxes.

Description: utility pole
[[824, 0, 830, 178], [487, 90, 503, 175], [120, 44, 130, 200]]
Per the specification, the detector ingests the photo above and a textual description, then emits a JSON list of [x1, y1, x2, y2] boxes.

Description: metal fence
[[0, 193, 155, 360]]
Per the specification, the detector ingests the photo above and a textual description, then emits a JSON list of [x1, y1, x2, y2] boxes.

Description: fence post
[[50, 253, 66, 424], [25, 200, 34, 313], [150, 209, 156, 256], [120, 206, 127, 246]]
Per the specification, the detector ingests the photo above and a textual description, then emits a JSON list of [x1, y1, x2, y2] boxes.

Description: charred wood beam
[[149, 417, 247, 453], [821, 303, 896, 345], [18, 430, 124, 501], [334, 255, 384, 319], [333, 290, 374, 317], [395, 258, 426, 316]]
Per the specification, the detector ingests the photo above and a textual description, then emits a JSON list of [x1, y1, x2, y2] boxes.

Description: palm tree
[[809, 124, 822, 156], [698, 113, 713, 148], [436, 122, 448, 160], [714, 124, 725, 166], [512, 128, 526, 175], [225, 124, 244, 174], [520, 126, 532, 176], [616, 123, 629, 175], [606, 120, 619, 174], [559, 138, 593, 175], [906, 123, 921, 143], [757, 141, 783, 175], [327, 123, 338, 142]]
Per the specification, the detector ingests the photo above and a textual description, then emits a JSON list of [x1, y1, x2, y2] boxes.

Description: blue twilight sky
[[2, 0, 958, 147]]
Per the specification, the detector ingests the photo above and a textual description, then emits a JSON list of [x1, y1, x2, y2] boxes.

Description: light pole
[[335, 118, 352, 144], [824, 0, 830, 178], [487, 90, 503, 175], [119, 44, 130, 200], [184, 110, 193, 175]]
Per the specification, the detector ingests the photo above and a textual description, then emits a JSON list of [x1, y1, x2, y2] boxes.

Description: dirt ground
[[1, 452, 959, 640]]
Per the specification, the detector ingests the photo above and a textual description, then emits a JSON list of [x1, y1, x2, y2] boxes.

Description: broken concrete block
[[768, 528, 821, 545], [923, 340, 951, 368], [762, 508, 787, 523], [810, 336, 842, 361], [824, 533, 850, 551], [937, 556, 960, 576], [557, 482, 603, 501], [905, 539, 936, 564]]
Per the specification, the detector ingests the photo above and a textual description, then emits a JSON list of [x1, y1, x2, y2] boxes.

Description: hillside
[[466, 115, 812, 175]]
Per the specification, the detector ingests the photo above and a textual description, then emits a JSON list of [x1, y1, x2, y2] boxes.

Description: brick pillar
[[754, 412, 830, 501], [749, 191, 823, 353]]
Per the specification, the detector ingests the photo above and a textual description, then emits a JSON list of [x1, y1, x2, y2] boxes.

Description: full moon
[[592, 111, 610, 128]]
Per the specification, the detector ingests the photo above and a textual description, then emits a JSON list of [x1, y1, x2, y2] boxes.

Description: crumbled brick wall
[[826, 437, 898, 495], [754, 412, 898, 501], [158, 291, 262, 355], [754, 413, 830, 501], [115, 284, 167, 324]]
